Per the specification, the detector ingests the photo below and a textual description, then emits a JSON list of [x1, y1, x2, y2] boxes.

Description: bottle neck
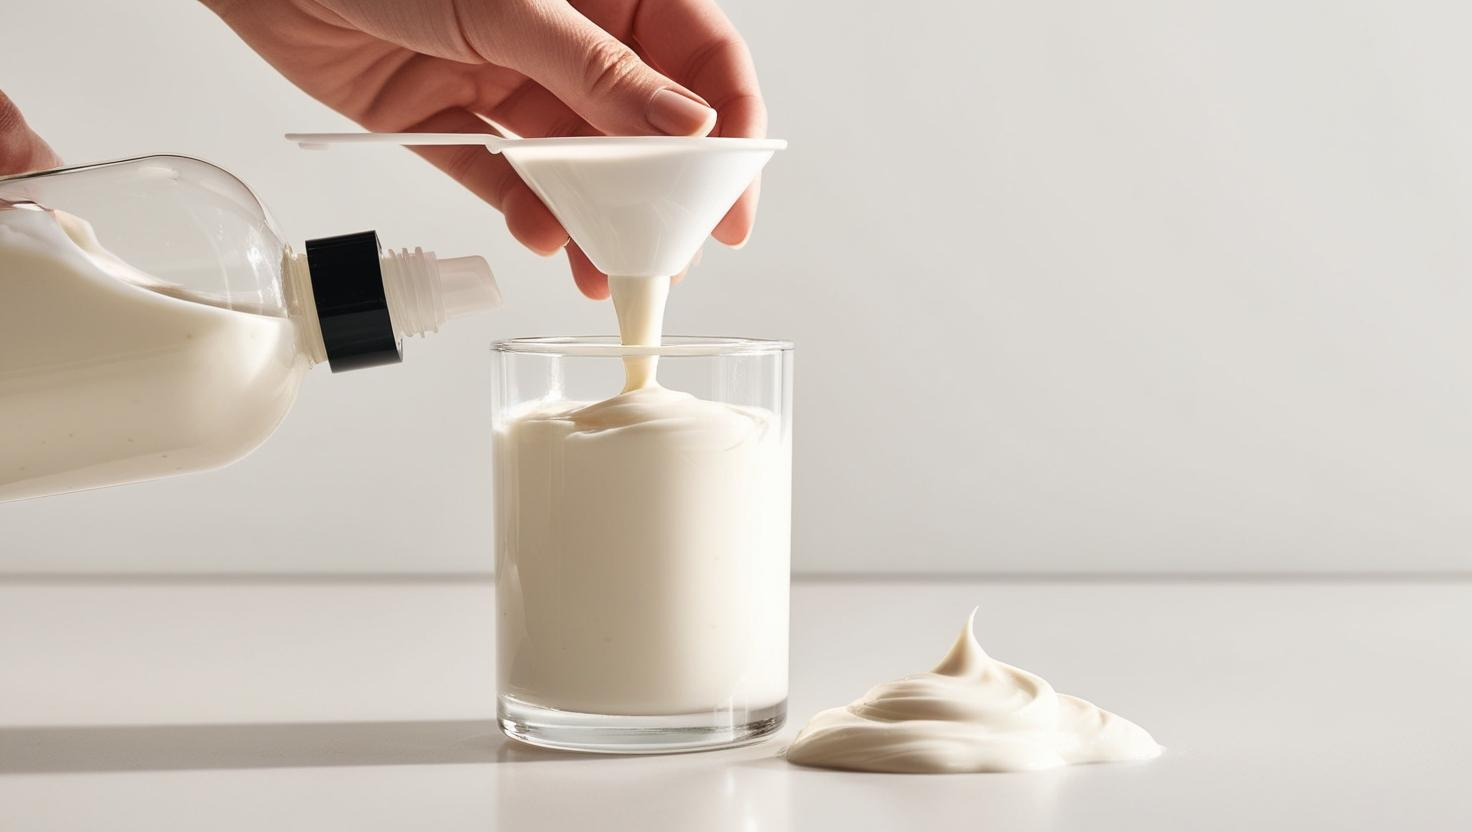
[[379, 247, 449, 340], [282, 249, 328, 366], [282, 247, 459, 369]]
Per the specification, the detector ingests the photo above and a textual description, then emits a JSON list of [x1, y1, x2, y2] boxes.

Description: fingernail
[[647, 88, 716, 136]]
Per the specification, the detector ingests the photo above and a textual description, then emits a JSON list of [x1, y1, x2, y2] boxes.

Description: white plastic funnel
[[287, 133, 785, 277]]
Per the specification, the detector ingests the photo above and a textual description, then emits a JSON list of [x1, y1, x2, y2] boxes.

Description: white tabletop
[[2, 575, 1468, 831]]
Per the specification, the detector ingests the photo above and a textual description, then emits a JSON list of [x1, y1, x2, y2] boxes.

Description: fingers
[[0, 89, 61, 176], [629, 0, 766, 246], [404, 108, 568, 255], [630, 0, 765, 136], [487, 77, 597, 140], [501, 184, 568, 254], [713, 178, 759, 247], [566, 243, 609, 299], [459, 2, 715, 137]]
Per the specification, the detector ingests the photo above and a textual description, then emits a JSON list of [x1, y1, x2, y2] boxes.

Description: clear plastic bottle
[[0, 155, 501, 501]]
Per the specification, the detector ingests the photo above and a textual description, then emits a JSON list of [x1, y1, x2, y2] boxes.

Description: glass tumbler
[[492, 336, 793, 753]]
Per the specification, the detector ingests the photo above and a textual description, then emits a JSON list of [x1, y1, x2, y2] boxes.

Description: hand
[[0, 89, 61, 176], [204, 0, 766, 299]]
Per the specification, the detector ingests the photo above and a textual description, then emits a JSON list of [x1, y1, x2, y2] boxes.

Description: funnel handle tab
[[285, 132, 510, 153]]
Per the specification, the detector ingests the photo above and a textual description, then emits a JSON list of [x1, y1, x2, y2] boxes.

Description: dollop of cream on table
[[786, 610, 1162, 773]]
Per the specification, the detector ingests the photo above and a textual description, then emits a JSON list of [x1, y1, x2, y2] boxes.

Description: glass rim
[[492, 335, 794, 357]]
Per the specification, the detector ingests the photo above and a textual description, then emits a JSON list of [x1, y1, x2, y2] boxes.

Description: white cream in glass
[[493, 335, 792, 752]]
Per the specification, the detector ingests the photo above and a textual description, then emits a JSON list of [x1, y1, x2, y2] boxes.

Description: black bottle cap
[[305, 230, 402, 373]]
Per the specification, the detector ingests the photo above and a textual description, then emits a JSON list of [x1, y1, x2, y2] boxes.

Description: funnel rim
[[493, 335, 793, 357]]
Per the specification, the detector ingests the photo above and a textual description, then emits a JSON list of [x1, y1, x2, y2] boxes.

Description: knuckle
[[356, 109, 402, 134], [450, 0, 508, 62], [543, 115, 589, 139], [681, 37, 738, 84], [582, 39, 644, 97], [681, 36, 752, 89]]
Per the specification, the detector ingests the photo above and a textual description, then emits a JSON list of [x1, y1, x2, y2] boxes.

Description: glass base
[[498, 695, 786, 754]]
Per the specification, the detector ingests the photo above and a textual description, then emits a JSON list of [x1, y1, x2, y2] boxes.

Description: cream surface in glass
[[493, 336, 792, 752]]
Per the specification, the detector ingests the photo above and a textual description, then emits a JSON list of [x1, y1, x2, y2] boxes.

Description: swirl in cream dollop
[[786, 611, 1162, 773]]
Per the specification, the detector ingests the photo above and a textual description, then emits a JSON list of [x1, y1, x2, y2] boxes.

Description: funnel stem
[[609, 275, 671, 392]]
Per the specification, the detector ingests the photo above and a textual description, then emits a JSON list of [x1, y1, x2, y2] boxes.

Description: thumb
[[0, 89, 61, 176], [468, 5, 716, 137]]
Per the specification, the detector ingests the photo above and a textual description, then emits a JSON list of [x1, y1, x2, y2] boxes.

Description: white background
[[2, 0, 1470, 575]]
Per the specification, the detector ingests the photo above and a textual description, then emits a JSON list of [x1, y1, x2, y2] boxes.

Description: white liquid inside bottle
[[0, 202, 498, 501]]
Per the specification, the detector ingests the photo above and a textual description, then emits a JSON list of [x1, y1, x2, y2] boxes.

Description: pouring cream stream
[[786, 610, 1162, 773], [608, 275, 671, 391]]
